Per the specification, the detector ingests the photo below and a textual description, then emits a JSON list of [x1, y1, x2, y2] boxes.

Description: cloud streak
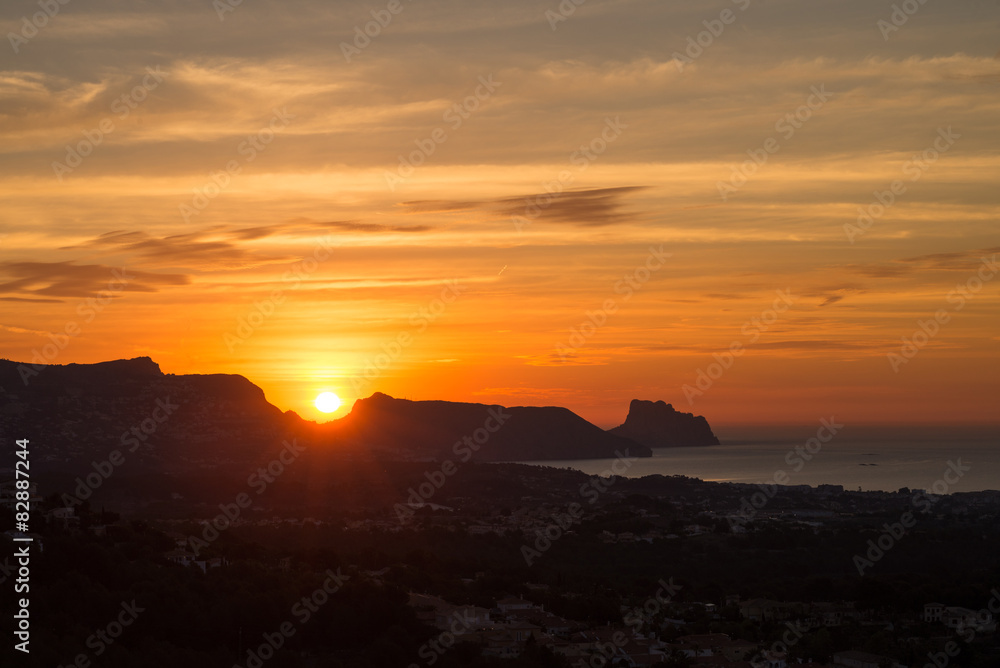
[[0, 261, 189, 300]]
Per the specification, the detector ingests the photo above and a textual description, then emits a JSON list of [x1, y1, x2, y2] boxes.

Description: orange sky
[[1, 0, 998, 427]]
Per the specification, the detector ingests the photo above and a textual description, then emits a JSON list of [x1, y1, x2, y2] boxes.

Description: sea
[[517, 425, 1000, 493]]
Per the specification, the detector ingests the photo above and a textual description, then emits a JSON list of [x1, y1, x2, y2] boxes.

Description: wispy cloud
[[402, 186, 648, 226], [0, 261, 188, 300]]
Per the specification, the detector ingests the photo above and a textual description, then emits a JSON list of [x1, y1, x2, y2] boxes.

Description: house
[[409, 593, 492, 631], [757, 650, 787, 668], [676, 633, 733, 655], [481, 631, 521, 659], [560, 628, 632, 666], [507, 607, 575, 634], [924, 602, 945, 623], [164, 549, 197, 566], [740, 599, 799, 622], [496, 596, 536, 613], [721, 638, 759, 661], [163, 550, 223, 573], [45, 506, 79, 529], [941, 606, 991, 631], [468, 524, 507, 536], [925, 602, 994, 632], [504, 620, 541, 643], [808, 602, 859, 628]]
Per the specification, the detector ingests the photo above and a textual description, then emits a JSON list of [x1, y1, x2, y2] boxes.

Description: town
[[4, 461, 999, 668]]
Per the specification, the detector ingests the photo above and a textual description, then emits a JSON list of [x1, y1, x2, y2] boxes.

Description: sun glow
[[314, 391, 342, 413]]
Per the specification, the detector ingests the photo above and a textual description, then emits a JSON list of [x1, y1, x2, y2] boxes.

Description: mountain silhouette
[[608, 399, 719, 447], [0, 356, 295, 473], [328, 391, 649, 461], [0, 358, 652, 475]]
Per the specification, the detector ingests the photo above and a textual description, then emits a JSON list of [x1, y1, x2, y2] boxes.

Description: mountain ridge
[[0, 358, 720, 478], [328, 391, 650, 461]]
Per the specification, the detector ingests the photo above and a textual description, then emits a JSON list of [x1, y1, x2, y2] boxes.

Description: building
[[924, 602, 945, 623], [164, 549, 197, 567], [163, 549, 225, 573], [0, 480, 41, 511], [941, 606, 991, 631], [925, 602, 994, 632], [410, 593, 492, 630], [740, 599, 801, 622], [496, 596, 535, 613], [45, 506, 79, 529]]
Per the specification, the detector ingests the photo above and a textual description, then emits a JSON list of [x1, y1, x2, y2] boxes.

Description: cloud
[[59, 229, 291, 270], [317, 221, 434, 234], [401, 186, 649, 226], [753, 340, 886, 352], [230, 220, 434, 239], [0, 323, 51, 335], [0, 262, 188, 300], [849, 264, 913, 279], [0, 297, 65, 303], [848, 246, 1000, 279], [703, 293, 746, 300], [899, 246, 1000, 270], [809, 286, 867, 307], [517, 352, 611, 366], [56, 221, 436, 275]]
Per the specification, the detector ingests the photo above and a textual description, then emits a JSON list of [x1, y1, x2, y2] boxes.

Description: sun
[[314, 391, 342, 414]]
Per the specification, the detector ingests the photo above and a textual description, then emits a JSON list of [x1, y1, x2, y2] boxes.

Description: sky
[[1, 0, 998, 427]]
